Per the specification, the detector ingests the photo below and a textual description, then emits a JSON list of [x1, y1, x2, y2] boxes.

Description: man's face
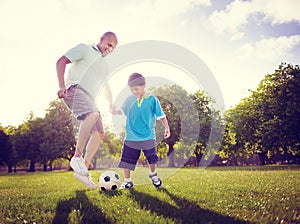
[[99, 36, 117, 57]]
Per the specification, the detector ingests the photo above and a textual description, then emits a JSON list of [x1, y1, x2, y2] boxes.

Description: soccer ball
[[98, 170, 120, 191]]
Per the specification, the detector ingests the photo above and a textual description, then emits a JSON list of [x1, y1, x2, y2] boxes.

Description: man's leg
[[75, 112, 100, 157], [71, 112, 101, 189], [84, 131, 104, 168], [70, 112, 99, 176]]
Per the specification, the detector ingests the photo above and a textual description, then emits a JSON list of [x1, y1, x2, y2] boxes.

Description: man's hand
[[57, 87, 67, 99]]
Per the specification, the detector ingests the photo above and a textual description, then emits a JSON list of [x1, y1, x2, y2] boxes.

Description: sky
[[0, 0, 300, 127]]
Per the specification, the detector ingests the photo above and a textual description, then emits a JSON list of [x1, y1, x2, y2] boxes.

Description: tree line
[[0, 63, 299, 172]]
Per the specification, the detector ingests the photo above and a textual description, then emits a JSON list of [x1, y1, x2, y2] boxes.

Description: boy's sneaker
[[119, 181, 134, 189], [70, 156, 89, 176], [74, 173, 98, 189], [149, 173, 162, 188]]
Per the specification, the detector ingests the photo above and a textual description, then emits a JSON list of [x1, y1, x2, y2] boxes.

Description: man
[[56, 32, 118, 189]]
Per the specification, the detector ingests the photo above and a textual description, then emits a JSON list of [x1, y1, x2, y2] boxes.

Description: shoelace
[[151, 176, 159, 183]]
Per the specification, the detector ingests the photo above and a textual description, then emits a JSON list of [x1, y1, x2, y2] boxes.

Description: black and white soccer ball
[[98, 170, 120, 191]]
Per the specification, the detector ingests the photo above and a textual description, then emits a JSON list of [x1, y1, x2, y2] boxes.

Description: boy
[[56, 32, 118, 189], [114, 73, 171, 189]]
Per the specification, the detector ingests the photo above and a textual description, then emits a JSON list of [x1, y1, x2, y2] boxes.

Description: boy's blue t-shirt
[[121, 94, 165, 141]]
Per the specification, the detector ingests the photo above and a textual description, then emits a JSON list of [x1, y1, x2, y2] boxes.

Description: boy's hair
[[128, 73, 145, 87]]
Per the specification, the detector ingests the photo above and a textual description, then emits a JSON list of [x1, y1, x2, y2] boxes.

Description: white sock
[[149, 171, 157, 176], [124, 178, 132, 183]]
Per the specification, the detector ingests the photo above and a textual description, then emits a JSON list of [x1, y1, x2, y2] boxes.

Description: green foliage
[[190, 90, 225, 166], [42, 99, 77, 168], [2, 63, 299, 170], [1, 100, 77, 172], [0, 166, 299, 223], [224, 63, 300, 165], [152, 84, 198, 167], [152, 84, 223, 167], [0, 129, 12, 169]]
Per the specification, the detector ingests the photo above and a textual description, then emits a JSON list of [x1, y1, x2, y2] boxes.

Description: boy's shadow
[[129, 187, 250, 224], [52, 190, 114, 224]]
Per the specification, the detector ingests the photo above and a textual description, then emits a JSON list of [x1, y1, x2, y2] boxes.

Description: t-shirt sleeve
[[153, 96, 165, 119], [121, 95, 134, 117], [64, 43, 87, 62]]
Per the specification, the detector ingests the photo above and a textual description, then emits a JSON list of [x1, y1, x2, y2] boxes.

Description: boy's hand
[[110, 105, 122, 115], [164, 128, 171, 138]]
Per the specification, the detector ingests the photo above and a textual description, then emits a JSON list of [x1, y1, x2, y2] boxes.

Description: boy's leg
[[124, 168, 131, 179], [149, 163, 156, 173], [148, 163, 162, 188], [120, 168, 134, 189], [118, 144, 140, 189], [143, 148, 162, 188]]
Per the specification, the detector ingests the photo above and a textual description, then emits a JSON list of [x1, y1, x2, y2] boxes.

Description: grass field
[[0, 166, 299, 224]]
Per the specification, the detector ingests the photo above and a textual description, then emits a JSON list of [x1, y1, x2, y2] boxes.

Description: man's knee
[[98, 132, 105, 140], [86, 111, 100, 121], [91, 131, 105, 141]]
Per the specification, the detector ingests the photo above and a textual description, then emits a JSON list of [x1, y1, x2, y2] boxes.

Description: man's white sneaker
[[70, 156, 89, 176], [74, 173, 98, 189]]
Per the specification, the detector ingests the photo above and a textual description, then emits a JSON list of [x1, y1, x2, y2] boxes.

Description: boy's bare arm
[[160, 117, 171, 138]]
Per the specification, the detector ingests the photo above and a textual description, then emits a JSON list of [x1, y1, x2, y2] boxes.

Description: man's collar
[[92, 44, 102, 55]]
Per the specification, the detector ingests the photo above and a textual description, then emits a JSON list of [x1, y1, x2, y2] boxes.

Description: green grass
[[0, 166, 299, 224]]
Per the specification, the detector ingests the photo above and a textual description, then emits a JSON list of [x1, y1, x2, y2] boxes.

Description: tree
[[0, 128, 13, 172], [224, 63, 300, 165], [153, 84, 200, 167], [189, 90, 224, 166], [257, 63, 300, 163], [5, 125, 28, 172], [25, 113, 44, 172], [41, 99, 77, 171]]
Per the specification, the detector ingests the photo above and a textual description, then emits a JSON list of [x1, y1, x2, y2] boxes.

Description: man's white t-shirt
[[64, 43, 108, 100]]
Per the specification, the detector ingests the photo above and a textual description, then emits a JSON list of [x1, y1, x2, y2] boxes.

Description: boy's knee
[[146, 154, 158, 164]]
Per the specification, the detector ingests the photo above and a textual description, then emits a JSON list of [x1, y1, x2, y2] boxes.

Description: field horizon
[[0, 165, 299, 223]]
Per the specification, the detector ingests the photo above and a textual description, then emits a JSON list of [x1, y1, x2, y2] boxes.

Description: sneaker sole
[[74, 173, 98, 189], [119, 182, 134, 190], [70, 158, 89, 176], [153, 179, 162, 188]]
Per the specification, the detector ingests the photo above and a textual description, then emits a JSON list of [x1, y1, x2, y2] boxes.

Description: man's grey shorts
[[63, 85, 104, 133]]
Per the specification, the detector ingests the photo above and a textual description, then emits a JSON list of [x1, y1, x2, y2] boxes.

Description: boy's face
[[130, 85, 145, 98]]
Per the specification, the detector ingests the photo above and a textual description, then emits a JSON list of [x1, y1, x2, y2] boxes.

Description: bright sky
[[1, 0, 300, 127]]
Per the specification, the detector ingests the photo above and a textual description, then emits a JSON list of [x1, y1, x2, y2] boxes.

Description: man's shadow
[[128, 187, 250, 224], [52, 190, 114, 224]]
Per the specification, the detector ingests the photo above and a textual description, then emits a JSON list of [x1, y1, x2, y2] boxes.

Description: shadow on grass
[[99, 189, 123, 197], [129, 188, 250, 224], [52, 190, 114, 224]]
